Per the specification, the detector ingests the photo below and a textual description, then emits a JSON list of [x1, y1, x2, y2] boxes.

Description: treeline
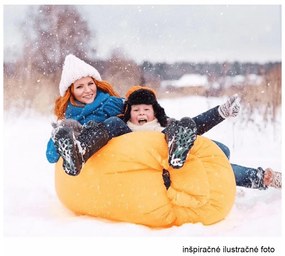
[[89, 58, 280, 85], [4, 59, 281, 115], [3, 5, 281, 123], [140, 61, 280, 79], [4, 58, 281, 96]]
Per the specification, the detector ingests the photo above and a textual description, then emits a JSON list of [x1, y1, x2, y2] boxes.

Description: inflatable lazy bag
[[55, 131, 236, 227]]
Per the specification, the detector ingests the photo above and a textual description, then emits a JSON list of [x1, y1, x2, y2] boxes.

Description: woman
[[46, 54, 130, 174]]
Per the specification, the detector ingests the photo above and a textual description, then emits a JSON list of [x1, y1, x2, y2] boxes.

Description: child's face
[[72, 76, 97, 104], [130, 104, 155, 125]]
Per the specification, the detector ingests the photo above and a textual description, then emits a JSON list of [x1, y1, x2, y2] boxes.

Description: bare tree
[[4, 5, 97, 114], [102, 48, 143, 95], [21, 5, 95, 77]]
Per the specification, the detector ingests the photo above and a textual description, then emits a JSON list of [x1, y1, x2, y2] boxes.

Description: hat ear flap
[[122, 102, 131, 123], [153, 103, 168, 127]]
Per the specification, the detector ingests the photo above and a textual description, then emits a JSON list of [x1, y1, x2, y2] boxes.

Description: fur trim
[[127, 119, 164, 132], [127, 88, 157, 105]]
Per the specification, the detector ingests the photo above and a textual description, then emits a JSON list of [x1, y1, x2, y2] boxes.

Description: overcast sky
[[3, 4, 282, 64]]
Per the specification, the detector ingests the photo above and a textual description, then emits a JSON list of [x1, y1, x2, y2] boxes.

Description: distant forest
[[4, 58, 281, 95], [3, 5, 281, 122]]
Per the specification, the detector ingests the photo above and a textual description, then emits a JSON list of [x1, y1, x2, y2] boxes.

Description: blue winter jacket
[[46, 90, 124, 163]]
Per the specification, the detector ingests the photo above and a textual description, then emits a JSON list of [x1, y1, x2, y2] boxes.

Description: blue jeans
[[213, 141, 266, 190]]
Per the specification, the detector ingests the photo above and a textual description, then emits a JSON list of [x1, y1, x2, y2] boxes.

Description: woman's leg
[[212, 140, 230, 159], [231, 164, 267, 190], [212, 140, 267, 190]]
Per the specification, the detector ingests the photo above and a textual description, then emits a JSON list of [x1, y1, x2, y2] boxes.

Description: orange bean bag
[[55, 131, 236, 227]]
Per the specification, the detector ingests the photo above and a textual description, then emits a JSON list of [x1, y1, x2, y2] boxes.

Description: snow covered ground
[[2, 96, 283, 255]]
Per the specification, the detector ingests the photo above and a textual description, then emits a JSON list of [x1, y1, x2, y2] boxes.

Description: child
[[122, 85, 198, 168], [121, 86, 282, 190]]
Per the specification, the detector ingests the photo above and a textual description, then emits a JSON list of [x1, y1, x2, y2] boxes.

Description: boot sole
[[168, 119, 197, 169], [53, 128, 81, 176]]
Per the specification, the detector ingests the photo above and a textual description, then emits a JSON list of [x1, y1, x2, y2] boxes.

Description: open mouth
[[138, 118, 148, 125]]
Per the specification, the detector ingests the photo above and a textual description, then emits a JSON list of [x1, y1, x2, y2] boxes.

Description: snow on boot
[[164, 117, 197, 169], [76, 121, 110, 164], [53, 121, 110, 176], [52, 126, 83, 176], [263, 168, 282, 189], [52, 119, 83, 136]]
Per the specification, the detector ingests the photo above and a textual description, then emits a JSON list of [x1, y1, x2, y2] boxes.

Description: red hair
[[54, 78, 120, 120]]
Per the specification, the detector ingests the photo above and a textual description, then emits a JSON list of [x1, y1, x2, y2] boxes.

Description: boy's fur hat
[[123, 86, 168, 127]]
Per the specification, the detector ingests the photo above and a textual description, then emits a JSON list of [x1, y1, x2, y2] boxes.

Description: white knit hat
[[59, 54, 102, 96]]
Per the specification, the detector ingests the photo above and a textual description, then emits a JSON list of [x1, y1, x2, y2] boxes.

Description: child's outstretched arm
[[193, 94, 241, 135]]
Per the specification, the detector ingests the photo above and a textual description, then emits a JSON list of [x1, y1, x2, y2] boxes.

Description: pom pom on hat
[[59, 54, 102, 96]]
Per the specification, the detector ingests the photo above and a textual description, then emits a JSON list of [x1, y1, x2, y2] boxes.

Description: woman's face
[[130, 104, 155, 125], [72, 76, 97, 104]]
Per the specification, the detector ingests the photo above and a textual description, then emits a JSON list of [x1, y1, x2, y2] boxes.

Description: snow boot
[[262, 168, 282, 189], [53, 121, 110, 176], [163, 117, 197, 169], [254, 167, 282, 190], [52, 126, 82, 176]]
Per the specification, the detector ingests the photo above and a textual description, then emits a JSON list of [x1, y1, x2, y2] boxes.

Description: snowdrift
[[55, 131, 236, 227]]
